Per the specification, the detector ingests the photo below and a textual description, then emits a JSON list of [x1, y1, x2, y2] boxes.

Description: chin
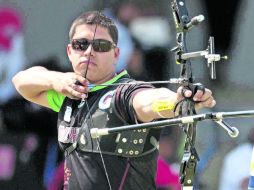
[[75, 69, 87, 76]]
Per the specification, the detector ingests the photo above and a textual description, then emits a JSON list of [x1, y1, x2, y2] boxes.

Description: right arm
[[12, 66, 88, 108]]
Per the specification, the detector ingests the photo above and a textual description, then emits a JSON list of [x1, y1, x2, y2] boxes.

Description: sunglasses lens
[[93, 40, 112, 52], [72, 39, 89, 51], [72, 39, 115, 52]]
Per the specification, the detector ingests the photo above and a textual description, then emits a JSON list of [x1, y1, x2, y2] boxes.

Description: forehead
[[72, 24, 112, 41]]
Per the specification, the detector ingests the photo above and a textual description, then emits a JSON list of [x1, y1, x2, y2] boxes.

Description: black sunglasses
[[71, 38, 116, 52]]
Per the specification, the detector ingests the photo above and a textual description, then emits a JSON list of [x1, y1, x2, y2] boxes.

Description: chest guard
[[57, 79, 161, 157]]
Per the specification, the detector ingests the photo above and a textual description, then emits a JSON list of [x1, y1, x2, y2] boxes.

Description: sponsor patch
[[58, 125, 79, 143], [98, 90, 115, 110]]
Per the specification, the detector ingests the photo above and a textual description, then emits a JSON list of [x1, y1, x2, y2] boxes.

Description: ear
[[114, 47, 120, 65], [66, 44, 72, 61]]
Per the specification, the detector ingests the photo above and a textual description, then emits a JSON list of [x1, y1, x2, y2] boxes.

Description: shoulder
[[47, 90, 66, 112]]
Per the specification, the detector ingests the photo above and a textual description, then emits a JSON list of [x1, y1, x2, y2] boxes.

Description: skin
[[12, 23, 216, 122], [67, 24, 120, 84]]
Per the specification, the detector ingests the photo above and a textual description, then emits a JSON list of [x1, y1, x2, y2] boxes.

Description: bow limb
[[171, 0, 202, 188]]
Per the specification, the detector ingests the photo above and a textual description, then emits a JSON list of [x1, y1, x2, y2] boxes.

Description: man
[[12, 11, 215, 190]]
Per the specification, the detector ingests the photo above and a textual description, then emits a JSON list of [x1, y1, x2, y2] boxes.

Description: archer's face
[[67, 24, 120, 84]]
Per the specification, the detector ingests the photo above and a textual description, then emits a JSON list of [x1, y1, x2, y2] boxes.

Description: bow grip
[[181, 83, 205, 102]]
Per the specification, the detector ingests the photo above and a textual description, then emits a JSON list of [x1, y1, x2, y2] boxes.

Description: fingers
[[193, 89, 210, 102], [71, 83, 88, 94], [65, 86, 87, 99], [60, 73, 90, 99], [75, 75, 89, 86], [195, 96, 216, 110], [177, 86, 192, 99], [177, 86, 207, 101], [193, 88, 216, 109], [177, 87, 211, 101], [177, 86, 216, 109]]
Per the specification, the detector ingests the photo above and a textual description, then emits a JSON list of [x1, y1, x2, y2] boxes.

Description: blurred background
[[0, 0, 253, 189]]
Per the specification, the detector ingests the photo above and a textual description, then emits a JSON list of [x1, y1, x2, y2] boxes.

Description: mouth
[[79, 60, 96, 66]]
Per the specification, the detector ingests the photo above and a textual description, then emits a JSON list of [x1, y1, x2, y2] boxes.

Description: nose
[[83, 44, 95, 57]]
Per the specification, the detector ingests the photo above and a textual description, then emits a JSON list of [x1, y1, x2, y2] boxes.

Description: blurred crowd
[[0, 5, 62, 190]]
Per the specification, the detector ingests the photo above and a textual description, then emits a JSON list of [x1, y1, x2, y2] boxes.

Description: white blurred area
[[129, 17, 172, 49]]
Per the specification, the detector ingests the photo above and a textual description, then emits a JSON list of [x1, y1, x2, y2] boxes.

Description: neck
[[93, 72, 117, 85]]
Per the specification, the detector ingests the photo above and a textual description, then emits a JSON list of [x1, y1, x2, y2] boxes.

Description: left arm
[[132, 87, 216, 122]]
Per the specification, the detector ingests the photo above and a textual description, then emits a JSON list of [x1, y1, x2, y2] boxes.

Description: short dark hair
[[69, 11, 118, 45]]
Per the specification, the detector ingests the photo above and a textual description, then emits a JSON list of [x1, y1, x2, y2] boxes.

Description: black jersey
[[57, 73, 161, 190]]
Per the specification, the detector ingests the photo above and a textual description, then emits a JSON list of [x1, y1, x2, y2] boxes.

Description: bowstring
[[81, 11, 112, 190]]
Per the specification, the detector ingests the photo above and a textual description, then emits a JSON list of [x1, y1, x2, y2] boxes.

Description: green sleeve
[[47, 90, 66, 112]]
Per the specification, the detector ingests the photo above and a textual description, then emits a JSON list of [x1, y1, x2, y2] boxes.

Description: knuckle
[[60, 87, 67, 94], [72, 84, 77, 90]]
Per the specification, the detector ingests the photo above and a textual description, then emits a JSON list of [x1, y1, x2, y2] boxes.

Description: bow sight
[[171, 0, 227, 80]]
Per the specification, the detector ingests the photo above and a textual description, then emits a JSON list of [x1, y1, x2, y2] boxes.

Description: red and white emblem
[[98, 90, 115, 110]]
